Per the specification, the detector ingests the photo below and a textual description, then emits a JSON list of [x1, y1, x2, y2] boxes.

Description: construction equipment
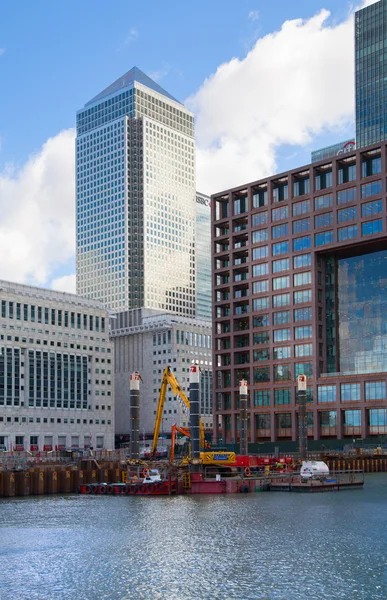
[[170, 424, 236, 465], [151, 366, 205, 457]]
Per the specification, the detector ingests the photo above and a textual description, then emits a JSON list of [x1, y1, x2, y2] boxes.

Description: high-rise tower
[[76, 67, 196, 317], [355, 0, 387, 148]]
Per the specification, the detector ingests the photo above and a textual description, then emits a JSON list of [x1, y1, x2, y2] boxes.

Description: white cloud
[[0, 48, 5, 56], [149, 64, 170, 82], [188, 8, 357, 193], [248, 10, 259, 22], [124, 27, 139, 45], [51, 273, 76, 294], [0, 129, 75, 286]]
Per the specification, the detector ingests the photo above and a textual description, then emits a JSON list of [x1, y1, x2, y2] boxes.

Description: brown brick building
[[212, 142, 387, 445]]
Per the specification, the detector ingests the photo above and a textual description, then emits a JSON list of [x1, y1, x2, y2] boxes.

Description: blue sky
[[0, 0, 370, 291]]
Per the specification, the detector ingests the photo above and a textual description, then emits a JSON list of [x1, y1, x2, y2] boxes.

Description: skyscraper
[[355, 0, 387, 148], [76, 67, 196, 317], [196, 192, 212, 321]]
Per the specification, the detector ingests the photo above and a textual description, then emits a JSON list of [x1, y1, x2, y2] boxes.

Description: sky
[[0, 0, 378, 294]]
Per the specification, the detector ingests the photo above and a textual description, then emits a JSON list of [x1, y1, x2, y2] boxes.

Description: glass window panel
[[272, 206, 289, 221], [337, 187, 357, 205], [315, 231, 334, 246], [341, 383, 361, 402], [293, 254, 311, 269], [272, 258, 290, 273], [314, 212, 333, 228], [338, 225, 358, 241], [293, 217, 310, 234], [294, 308, 312, 321], [292, 200, 310, 217], [293, 236, 311, 252], [361, 199, 382, 217], [252, 263, 268, 277], [318, 385, 336, 403], [314, 194, 333, 210], [337, 206, 357, 223], [272, 241, 289, 256], [361, 219, 383, 236], [273, 311, 290, 325]]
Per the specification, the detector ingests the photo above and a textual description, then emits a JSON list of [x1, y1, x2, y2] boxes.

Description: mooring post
[[297, 374, 308, 461], [189, 364, 200, 460], [129, 371, 141, 459]]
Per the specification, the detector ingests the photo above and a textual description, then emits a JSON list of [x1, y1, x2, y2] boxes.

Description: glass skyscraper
[[76, 67, 196, 317], [196, 192, 211, 321], [355, 0, 387, 148]]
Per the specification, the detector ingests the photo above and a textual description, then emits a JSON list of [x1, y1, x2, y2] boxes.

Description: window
[[252, 229, 268, 243], [253, 188, 268, 208], [314, 194, 333, 211], [293, 254, 311, 269], [273, 293, 290, 308], [254, 390, 270, 406], [273, 329, 290, 342], [293, 236, 311, 252], [273, 182, 288, 202], [361, 180, 382, 198], [295, 326, 312, 339], [254, 366, 270, 383], [365, 381, 386, 401], [338, 206, 357, 222], [273, 276, 289, 290], [338, 163, 356, 184], [362, 199, 382, 217], [294, 363, 313, 378], [293, 217, 310, 234], [318, 385, 336, 403], [294, 290, 312, 304], [274, 364, 291, 381], [293, 176, 310, 196], [252, 212, 268, 226], [314, 212, 333, 228], [254, 331, 270, 344], [315, 170, 332, 191], [337, 187, 357, 204], [273, 311, 290, 325], [274, 389, 292, 405], [362, 155, 381, 177], [369, 409, 387, 429], [234, 195, 248, 215], [252, 263, 268, 277], [253, 349, 270, 361], [253, 315, 270, 328], [253, 280, 269, 294], [338, 225, 358, 241], [272, 224, 288, 238], [295, 343, 312, 357], [362, 219, 383, 236], [294, 272, 312, 287], [253, 298, 269, 311], [272, 258, 289, 273], [315, 231, 334, 246], [252, 246, 268, 260], [341, 383, 361, 402], [272, 241, 289, 256], [292, 200, 310, 217], [343, 409, 361, 427], [273, 346, 291, 359], [272, 206, 289, 221]]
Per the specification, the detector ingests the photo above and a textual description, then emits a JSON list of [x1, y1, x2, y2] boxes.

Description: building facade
[[355, 0, 387, 148], [76, 67, 196, 317], [212, 142, 387, 445], [110, 309, 213, 443], [311, 140, 355, 164], [0, 281, 114, 451], [196, 192, 212, 320]]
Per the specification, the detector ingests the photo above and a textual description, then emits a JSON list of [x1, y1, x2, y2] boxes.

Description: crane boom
[[151, 366, 204, 457]]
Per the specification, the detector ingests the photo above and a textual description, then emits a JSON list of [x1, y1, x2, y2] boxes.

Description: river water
[[1, 474, 386, 600]]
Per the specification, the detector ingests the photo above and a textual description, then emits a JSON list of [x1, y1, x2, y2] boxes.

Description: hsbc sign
[[196, 195, 211, 207]]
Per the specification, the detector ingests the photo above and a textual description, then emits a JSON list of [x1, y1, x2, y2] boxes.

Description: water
[[1, 474, 387, 600]]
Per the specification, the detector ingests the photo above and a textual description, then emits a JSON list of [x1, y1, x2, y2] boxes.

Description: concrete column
[[239, 379, 248, 455], [189, 365, 200, 459], [129, 371, 141, 459], [297, 375, 308, 460]]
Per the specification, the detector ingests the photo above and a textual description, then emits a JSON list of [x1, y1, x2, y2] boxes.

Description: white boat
[[300, 461, 329, 482], [142, 469, 162, 483]]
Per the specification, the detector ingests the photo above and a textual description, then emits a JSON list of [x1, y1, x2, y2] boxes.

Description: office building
[[311, 140, 355, 163], [355, 0, 387, 148], [196, 192, 212, 320], [212, 142, 387, 444], [110, 309, 213, 443], [76, 67, 196, 317], [0, 280, 114, 451]]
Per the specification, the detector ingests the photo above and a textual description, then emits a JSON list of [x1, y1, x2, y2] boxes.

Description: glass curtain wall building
[[196, 192, 212, 321], [355, 0, 387, 148], [76, 67, 196, 317]]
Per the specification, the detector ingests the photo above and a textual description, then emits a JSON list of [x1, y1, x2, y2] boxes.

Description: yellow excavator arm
[[151, 366, 204, 457]]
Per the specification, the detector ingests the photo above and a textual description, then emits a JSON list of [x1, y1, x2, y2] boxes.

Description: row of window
[[252, 293, 312, 311], [251, 409, 387, 430], [0, 301, 106, 332], [0, 415, 111, 425]]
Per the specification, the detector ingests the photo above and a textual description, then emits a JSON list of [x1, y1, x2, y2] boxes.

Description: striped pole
[[129, 372, 141, 459], [189, 365, 200, 459]]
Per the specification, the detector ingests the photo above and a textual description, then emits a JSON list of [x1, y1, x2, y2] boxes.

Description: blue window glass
[[253, 297, 269, 311], [252, 189, 268, 208], [254, 390, 270, 406], [273, 293, 290, 308], [315, 212, 333, 228], [318, 385, 336, 403], [341, 384, 360, 402], [273, 311, 290, 325], [272, 206, 289, 221], [272, 224, 288, 238], [252, 212, 268, 226], [338, 225, 358, 241], [272, 241, 289, 256], [293, 254, 311, 269], [273, 329, 290, 342], [343, 410, 361, 427], [294, 363, 313, 378], [315, 231, 334, 246], [252, 246, 268, 260], [274, 364, 291, 382], [252, 229, 268, 243], [365, 382, 386, 401], [361, 219, 383, 236], [361, 199, 382, 217], [293, 236, 311, 252], [292, 200, 310, 217], [274, 388, 292, 404], [361, 180, 382, 198], [252, 263, 268, 277], [272, 258, 290, 273], [293, 217, 310, 234], [338, 206, 357, 222], [294, 307, 312, 321], [362, 156, 381, 177], [273, 346, 291, 360], [337, 188, 357, 204], [314, 194, 333, 210], [294, 290, 312, 304]]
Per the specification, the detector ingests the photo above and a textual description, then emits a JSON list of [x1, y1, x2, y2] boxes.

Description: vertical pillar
[[239, 379, 248, 456], [129, 371, 141, 460], [297, 374, 308, 461], [189, 365, 200, 459]]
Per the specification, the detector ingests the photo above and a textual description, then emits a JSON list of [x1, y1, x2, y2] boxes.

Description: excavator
[[151, 366, 235, 465], [170, 424, 236, 465]]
